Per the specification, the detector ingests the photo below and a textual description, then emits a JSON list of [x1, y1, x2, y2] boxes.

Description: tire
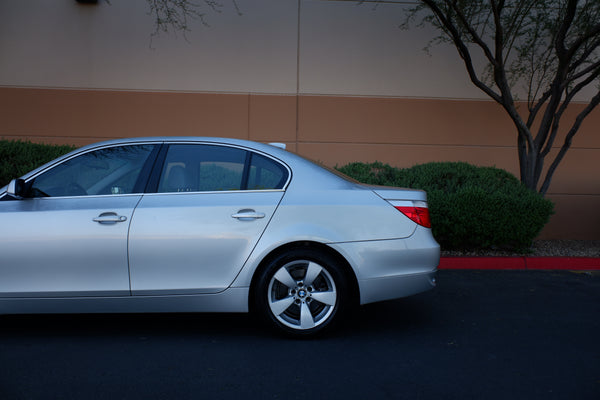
[[254, 248, 350, 336]]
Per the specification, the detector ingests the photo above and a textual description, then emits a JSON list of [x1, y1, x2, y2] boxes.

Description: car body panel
[[267, 188, 418, 241]]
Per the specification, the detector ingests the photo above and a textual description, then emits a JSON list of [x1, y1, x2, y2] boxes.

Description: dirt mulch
[[441, 240, 600, 258]]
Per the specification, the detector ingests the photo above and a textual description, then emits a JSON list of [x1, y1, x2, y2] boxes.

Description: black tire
[[253, 248, 350, 337]]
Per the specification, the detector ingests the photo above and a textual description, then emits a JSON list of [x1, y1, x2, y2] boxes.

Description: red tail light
[[394, 205, 432, 228]]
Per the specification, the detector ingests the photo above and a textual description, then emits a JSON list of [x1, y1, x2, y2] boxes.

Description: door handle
[[93, 212, 128, 224], [231, 209, 266, 220]]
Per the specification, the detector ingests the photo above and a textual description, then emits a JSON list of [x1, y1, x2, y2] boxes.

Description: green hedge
[[0, 140, 76, 187], [337, 161, 554, 251]]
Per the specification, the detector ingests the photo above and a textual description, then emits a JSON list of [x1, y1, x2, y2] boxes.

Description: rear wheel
[[254, 249, 350, 336]]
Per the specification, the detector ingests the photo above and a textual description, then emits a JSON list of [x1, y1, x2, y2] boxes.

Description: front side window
[[156, 144, 288, 193], [29, 145, 155, 197]]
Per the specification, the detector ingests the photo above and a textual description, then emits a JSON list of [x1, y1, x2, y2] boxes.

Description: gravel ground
[[441, 240, 600, 257]]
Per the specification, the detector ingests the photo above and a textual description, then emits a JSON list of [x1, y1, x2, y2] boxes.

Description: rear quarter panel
[[230, 183, 420, 288]]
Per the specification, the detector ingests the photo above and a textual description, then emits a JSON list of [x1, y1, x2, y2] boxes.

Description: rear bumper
[[331, 226, 440, 305], [358, 270, 437, 304]]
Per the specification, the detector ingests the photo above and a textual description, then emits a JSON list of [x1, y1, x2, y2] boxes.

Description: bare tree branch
[[146, 0, 241, 46], [420, 0, 503, 102], [540, 88, 600, 195], [403, 0, 600, 193]]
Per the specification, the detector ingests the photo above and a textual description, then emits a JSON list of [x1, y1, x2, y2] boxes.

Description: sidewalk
[[439, 256, 600, 270]]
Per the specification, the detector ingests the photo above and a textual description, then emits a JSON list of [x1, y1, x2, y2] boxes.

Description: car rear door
[[128, 143, 289, 295]]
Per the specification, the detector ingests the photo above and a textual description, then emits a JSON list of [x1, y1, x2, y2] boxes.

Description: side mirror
[[7, 179, 26, 199]]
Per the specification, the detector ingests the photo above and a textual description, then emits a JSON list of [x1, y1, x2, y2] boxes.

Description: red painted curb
[[439, 257, 525, 270], [439, 257, 600, 270], [525, 257, 600, 270]]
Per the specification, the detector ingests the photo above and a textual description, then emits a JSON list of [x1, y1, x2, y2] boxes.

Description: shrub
[[337, 161, 554, 251], [0, 140, 76, 187]]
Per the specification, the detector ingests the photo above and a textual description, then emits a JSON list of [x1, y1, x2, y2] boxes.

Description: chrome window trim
[[12, 193, 145, 201], [142, 188, 286, 196]]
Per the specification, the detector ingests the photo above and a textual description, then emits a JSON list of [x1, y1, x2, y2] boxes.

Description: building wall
[[0, 0, 598, 239]]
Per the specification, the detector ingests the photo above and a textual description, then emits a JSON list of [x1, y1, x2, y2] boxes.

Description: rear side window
[[248, 153, 288, 190], [156, 144, 288, 193]]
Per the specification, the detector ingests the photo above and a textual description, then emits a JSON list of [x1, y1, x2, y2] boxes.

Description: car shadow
[[0, 312, 264, 339], [0, 294, 438, 341]]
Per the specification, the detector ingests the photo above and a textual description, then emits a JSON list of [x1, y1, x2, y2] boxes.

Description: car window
[[158, 144, 247, 193], [29, 145, 156, 197], [247, 153, 288, 190], [156, 144, 289, 193]]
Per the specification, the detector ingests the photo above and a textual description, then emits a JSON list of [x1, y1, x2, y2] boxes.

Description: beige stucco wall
[[1, 87, 598, 239], [0, 1, 598, 239]]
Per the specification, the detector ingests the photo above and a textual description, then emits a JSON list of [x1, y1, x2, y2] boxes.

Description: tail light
[[389, 200, 432, 228]]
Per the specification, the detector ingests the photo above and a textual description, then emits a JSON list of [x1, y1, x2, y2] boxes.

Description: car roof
[[77, 136, 286, 156]]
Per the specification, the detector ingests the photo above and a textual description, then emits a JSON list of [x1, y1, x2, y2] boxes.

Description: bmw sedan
[[0, 137, 439, 335]]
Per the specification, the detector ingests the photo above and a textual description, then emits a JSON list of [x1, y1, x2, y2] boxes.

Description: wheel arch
[[248, 240, 360, 313]]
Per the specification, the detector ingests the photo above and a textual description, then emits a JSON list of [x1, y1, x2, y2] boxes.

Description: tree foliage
[[403, 0, 600, 195]]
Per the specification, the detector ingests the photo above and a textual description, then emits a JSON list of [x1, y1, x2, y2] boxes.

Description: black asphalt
[[1, 270, 599, 400]]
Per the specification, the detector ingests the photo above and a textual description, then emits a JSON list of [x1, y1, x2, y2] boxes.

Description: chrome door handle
[[93, 212, 128, 224], [231, 209, 266, 220]]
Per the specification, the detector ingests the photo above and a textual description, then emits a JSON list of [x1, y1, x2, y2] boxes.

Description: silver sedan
[[0, 137, 439, 336]]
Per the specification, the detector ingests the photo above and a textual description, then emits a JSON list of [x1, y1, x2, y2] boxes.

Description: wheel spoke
[[274, 267, 297, 289], [304, 262, 322, 287], [300, 302, 315, 329], [310, 290, 337, 306], [269, 296, 295, 316]]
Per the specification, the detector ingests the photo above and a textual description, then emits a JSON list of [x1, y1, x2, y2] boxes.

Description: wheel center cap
[[297, 289, 307, 299]]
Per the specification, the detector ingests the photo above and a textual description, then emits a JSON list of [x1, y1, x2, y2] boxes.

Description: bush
[[337, 161, 554, 251], [0, 140, 76, 187]]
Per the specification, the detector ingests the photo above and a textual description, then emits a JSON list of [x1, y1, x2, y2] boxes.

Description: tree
[[403, 0, 600, 195], [147, 0, 241, 42]]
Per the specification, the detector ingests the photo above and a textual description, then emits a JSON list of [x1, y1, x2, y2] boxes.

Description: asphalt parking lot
[[0, 270, 598, 400]]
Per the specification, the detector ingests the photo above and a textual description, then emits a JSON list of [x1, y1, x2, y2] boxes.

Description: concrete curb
[[439, 257, 600, 270]]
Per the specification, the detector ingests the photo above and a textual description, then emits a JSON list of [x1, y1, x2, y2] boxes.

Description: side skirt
[[0, 287, 249, 314]]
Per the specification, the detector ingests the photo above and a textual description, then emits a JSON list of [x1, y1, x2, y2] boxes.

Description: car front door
[[0, 144, 157, 297], [128, 143, 289, 295]]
